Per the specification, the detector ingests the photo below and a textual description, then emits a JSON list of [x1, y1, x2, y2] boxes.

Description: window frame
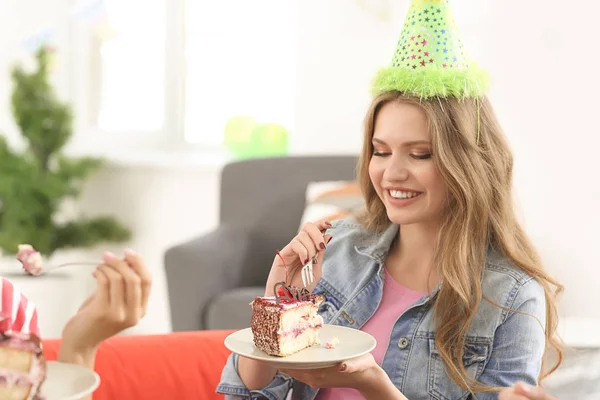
[[68, 0, 296, 153]]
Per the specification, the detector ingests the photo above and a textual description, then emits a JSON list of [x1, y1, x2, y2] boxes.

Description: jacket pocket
[[427, 338, 490, 400]]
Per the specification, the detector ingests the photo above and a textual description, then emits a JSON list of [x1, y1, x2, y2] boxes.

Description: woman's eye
[[373, 151, 390, 157], [411, 153, 432, 160]]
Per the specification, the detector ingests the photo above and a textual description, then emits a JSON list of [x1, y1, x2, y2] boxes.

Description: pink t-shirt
[[316, 268, 425, 400]]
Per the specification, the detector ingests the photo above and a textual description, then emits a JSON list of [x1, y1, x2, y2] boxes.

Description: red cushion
[[43, 330, 235, 400]]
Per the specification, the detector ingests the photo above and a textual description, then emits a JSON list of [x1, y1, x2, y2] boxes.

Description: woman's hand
[[58, 249, 152, 366], [279, 353, 382, 391], [499, 382, 558, 400], [264, 219, 333, 295]]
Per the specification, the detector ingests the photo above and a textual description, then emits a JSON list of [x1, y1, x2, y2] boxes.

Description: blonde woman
[[218, 1, 563, 398], [217, 91, 562, 400]]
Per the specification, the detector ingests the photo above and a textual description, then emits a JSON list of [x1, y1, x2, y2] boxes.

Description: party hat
[[371, 0, 489, 99]]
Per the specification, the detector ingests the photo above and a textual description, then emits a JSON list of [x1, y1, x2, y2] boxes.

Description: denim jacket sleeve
[[216, 352, 294, 400], [474, 278, 547, 399]]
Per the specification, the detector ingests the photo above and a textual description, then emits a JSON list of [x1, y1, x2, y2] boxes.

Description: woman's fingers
[[289, 239, 309, 267], [92, 267, 110, 306], [295, 231, 318, 263], [514, 382, 557, 400], [268, 220, 334, 292], [97, 265, 125, 319], [102, 251, 144, 309], [125, 278, 142, 320], [302, 222, 328, 253], [315, 219, 333, 231], [277, 221, 332, 265], [124, 249, 152, 315]]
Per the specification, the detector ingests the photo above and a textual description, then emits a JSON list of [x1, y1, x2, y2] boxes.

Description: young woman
[[217, 91, 562, 400], [218, 1, 563, 398]]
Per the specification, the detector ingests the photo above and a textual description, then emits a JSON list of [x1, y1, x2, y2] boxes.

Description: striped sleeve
[[0, 278, 41, 336]]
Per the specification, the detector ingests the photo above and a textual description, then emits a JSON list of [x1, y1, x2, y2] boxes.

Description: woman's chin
[[386, 210, 422, 225], [386, 207, 443, 227]]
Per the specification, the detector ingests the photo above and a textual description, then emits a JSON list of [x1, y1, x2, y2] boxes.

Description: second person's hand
[[59, 250, 152, 358], [499, 382, 558, 400]]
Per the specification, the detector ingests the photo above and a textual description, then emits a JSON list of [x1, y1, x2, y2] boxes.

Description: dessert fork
[[43, 261, 100, 273], [301, 257, 316, 288], [22, 261, 100, 276]]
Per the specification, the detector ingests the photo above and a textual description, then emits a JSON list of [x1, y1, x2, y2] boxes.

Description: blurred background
[[0, 0, 598, 395]]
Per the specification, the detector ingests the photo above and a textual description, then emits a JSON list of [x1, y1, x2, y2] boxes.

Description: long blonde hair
[[357, 92, 563, 394]]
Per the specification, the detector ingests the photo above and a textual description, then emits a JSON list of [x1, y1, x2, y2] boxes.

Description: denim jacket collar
[[353, 222, 442, 298], [353, 222, 399, 265]]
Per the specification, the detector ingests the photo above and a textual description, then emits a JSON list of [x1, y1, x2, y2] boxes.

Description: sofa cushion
[[298, 181, 364, 229]]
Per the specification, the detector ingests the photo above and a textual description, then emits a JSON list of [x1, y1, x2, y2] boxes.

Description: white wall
[[292, 0, 402, 154], [76, 159, 222, 335]]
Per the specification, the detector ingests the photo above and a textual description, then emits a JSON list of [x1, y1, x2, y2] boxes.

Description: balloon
[[224, 115, 289, 159], [250, 123, 289, 157], [224, 115, 258, 158]]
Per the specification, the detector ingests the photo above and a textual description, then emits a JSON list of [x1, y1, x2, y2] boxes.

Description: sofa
[[43, 330, 235, 400], [164, 155, 358, 331]]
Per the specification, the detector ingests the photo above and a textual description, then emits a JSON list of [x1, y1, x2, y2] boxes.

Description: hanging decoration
[[20, 0, 112, 55]]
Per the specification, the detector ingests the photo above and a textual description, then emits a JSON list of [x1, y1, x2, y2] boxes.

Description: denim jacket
[[217, 218, 546, 400]]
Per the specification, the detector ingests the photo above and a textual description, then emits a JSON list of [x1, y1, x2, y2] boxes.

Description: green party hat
[[371, 0, 489, 99]]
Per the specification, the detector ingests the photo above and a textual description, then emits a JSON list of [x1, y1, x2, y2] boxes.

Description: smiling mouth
[[388, 189, 422, 199]]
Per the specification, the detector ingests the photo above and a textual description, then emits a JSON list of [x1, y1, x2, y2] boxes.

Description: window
[[73, 0, 295, 149], [182, 0, 296, 145], [96, 0, 166, 132], [73, 0, 166, 135]]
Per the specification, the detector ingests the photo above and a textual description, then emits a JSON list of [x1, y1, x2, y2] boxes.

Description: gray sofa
[[164, 155, 358, 331]]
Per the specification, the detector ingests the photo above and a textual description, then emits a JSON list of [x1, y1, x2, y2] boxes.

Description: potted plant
[[0, 46, 130, 262]]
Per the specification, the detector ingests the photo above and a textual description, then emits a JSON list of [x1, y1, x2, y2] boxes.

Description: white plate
[[224, 324, 376, 369], [40, 361, 101, 400]]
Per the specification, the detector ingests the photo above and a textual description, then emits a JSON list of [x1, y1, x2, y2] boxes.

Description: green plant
[[0, 46, 130, 256]]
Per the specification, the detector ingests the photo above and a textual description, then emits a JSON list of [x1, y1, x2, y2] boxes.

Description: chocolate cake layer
[[250, 295, 324, 357], [250, 300, 283, 356]]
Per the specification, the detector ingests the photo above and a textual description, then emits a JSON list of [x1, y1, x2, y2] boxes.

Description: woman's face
[[368, 101, 449, 226]]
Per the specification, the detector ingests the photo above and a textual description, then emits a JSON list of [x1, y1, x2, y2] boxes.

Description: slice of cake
[[250, 284, 324, 357], [0, 331, 46, 400]]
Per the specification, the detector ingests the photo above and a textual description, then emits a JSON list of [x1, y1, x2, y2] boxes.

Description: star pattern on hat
[[392, 2, 467, 70], [371, 0, 489, 98]]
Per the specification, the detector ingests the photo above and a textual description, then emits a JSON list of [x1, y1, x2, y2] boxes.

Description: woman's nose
[[384, 158, 410, 181]]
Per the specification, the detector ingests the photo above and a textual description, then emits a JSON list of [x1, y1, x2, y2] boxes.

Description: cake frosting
[[16, 245, 44, 277], [250, 283, 324, 357], [0, 331, 46, 400]]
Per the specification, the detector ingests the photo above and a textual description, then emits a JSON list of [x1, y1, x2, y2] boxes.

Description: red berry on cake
[[276, 285, 295, 300]]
